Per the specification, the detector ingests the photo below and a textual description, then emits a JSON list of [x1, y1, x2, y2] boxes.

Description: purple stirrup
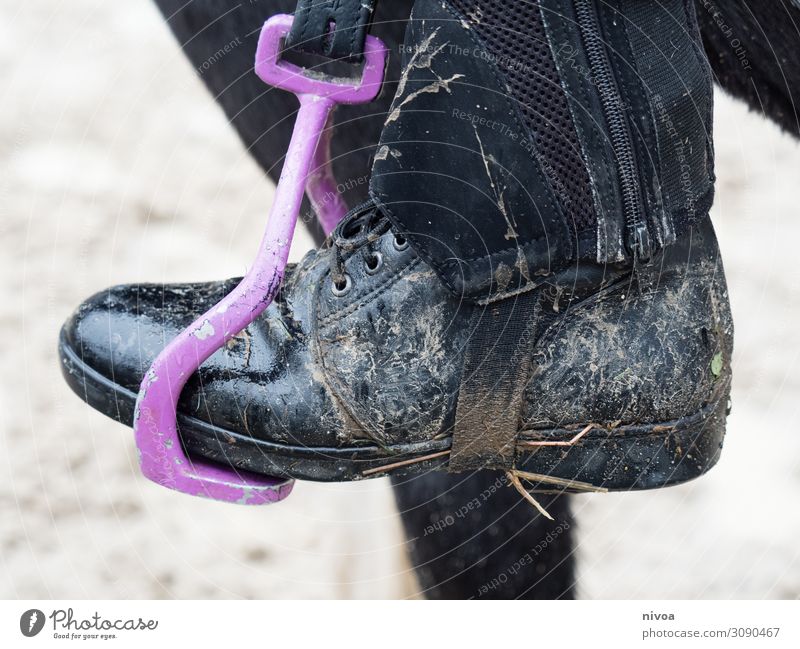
[[132, 13, 387, 504]]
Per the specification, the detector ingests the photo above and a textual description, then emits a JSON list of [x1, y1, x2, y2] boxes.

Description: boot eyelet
[[393, 233, 409, 251], [331, 274, 352, 297], [364, 251, 383, 275]]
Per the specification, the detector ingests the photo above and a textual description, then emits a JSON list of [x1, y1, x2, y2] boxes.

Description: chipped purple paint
[[132, 14, 387, 504]]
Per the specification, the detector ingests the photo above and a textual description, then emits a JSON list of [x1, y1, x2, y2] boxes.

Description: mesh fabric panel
[[450, 0, 596, 234]]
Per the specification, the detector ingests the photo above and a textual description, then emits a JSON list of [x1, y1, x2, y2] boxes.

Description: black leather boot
[[59, 202, 732, 489], [60, 0, 730, 490]]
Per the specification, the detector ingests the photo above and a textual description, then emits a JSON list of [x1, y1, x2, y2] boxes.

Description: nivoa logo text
[[20, 608, 158, 640]]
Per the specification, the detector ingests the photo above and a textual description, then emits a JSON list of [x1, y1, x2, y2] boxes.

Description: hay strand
[[361, 449, 451, 476], [518, 423, 596, 448], [506, 471, 554, 520]]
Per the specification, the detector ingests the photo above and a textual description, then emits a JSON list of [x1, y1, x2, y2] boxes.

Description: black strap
[[286, 0, 379, 61], [448, 289, 540, 472]]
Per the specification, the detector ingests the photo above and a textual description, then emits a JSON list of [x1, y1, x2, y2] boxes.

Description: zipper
[[574, 0, 651, 261]]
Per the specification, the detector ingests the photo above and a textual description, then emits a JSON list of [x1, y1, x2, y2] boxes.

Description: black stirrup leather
[[286, 0, 380, 61]]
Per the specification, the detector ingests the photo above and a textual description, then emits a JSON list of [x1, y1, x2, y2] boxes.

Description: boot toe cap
[[60, 280, 347, 450]]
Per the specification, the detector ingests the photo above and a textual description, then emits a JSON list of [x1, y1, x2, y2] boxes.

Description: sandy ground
[[2, 0, 799, 599]]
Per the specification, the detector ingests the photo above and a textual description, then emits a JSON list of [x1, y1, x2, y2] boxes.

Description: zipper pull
[[629, 222, 652, 263]]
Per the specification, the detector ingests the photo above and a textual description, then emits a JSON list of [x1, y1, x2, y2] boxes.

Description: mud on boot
[[60, 0, 729, 491], [59, 205, 731, 489]]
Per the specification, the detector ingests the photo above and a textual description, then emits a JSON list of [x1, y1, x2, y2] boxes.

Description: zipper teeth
[[574, 0, 645, 252]]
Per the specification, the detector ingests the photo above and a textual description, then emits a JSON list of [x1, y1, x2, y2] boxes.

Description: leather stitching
[[289, 0, 374, 59]]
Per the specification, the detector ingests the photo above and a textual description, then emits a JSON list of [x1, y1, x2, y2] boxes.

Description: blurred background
[[2, 0, 799, 598]]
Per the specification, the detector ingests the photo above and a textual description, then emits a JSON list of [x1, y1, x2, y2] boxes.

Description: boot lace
[[329, 199, 393, 293]]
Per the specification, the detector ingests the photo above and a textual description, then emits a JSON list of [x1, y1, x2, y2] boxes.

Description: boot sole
[[59, 327, 727, 491]]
